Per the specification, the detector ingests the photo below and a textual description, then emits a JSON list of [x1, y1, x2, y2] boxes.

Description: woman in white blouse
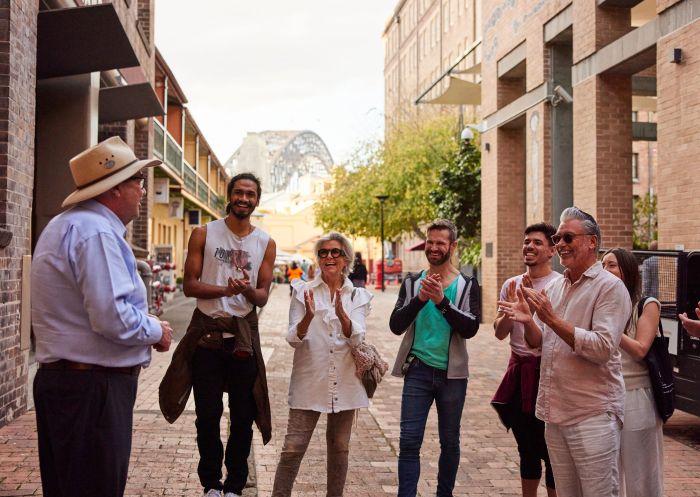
[[271, 232, 372, 497]]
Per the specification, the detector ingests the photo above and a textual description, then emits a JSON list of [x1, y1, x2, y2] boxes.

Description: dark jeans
[[192, 345, 258, 494], [33, 368, 138, 497], [398, 359, 467, 497]]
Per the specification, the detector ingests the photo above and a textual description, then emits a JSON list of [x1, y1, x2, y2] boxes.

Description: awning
[[453, 62, 481, 75], [99, 83, 165, 123], [409, 241, 426, 251], [426, 76, 481, 106], [37, 4, 140, 79]]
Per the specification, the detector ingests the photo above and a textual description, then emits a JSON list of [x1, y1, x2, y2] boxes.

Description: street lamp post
[[375, 194, 389, 292]]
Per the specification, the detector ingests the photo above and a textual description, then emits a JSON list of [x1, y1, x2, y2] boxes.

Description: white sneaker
[[204, 490, 223, 497]]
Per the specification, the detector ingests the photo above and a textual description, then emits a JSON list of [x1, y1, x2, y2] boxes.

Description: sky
[[155, 1, 398, 167]]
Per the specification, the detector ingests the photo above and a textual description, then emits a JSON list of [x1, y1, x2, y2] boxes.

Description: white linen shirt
[[287, 276, 372, 413]]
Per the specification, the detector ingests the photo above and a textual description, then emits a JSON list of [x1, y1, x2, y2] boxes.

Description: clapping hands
[[223, 268, 251, 297], [419, 273, 444, 305]]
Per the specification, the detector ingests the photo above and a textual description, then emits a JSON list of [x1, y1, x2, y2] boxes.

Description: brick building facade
[[480, 0, 698, 321], [0, 0, 160, 427], [0, 0, 39, 427], [383, 0, 699, 322]]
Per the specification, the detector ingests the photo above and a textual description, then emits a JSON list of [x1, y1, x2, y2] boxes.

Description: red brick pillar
[[132, 120, 152, 252], [573, 75, 633, 249], [481, 125, 527, 323]]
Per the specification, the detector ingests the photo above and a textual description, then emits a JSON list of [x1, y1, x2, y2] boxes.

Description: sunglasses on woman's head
[[318, 248, 345, 259], [551, 232, 588, 245]]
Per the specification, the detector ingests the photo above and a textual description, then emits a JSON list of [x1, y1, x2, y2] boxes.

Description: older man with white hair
[[499, 207, 632, 497]]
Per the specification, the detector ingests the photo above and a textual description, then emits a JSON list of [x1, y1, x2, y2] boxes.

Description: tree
[[633, 193, 657, 249], [315, 114, 481, 265], [429, 138, 481, 265], [316, 115, 460, 239]]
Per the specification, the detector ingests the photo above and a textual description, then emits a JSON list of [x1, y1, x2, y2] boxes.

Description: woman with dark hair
[[601, 248, 664, 497], [348, 252, 368, 288]]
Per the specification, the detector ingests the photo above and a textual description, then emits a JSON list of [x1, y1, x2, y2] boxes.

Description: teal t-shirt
[[411, 271, 459, 370]]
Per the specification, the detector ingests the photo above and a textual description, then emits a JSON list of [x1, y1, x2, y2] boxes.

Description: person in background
[[348, 252, 368, 288], [492, 222, 560, 497], [287, 261, 304, 296], [641, 240, 659, 299], [678, 301, 700, 338], [272, 232, 372, 497], [32, 137, 173, 497], [602, 248, 664, 497]]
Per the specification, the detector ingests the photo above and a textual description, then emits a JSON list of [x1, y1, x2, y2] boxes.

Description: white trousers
[[545, 412, 622, 497], [620, 387, 664, 497]]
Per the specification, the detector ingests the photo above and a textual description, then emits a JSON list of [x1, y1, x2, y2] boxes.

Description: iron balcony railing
[[153, 119, 226, 217]]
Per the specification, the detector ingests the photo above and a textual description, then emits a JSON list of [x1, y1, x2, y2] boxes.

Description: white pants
[[545, 412, 622, 497], [620, 388, 664, 497]]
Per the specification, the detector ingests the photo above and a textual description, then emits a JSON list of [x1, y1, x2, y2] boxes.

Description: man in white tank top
[[183, 173, 276, 497], [493, 222, 561, 497]]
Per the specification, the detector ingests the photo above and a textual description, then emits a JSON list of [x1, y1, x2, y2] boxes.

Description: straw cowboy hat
[[62, 136, 161, 208]]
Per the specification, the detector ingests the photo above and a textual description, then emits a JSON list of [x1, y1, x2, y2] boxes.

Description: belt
[[39, 359, 141, 377]]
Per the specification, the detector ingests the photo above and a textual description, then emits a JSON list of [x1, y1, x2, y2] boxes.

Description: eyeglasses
[[127, 175, 146, 189], [551, 232, 588, 245], [317, 248, 345, 259]]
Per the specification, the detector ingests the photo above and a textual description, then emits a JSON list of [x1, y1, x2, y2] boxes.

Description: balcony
[[153, 120, 164, 159], [153, 119, 226, 218]]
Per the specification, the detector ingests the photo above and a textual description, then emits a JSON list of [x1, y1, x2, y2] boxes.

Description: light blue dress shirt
[[32, 200, 162, 367]]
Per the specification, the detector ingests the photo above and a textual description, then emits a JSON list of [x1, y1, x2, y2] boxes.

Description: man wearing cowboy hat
[[31, 136, 173, 497]]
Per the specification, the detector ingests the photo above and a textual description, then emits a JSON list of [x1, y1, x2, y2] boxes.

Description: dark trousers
[[511, 408, 555, 488], [33, 368, 138, 497], [192, 345, 258, 494]]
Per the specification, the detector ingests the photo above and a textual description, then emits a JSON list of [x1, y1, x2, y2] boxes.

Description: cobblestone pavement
[[1, 283, 699, 496]]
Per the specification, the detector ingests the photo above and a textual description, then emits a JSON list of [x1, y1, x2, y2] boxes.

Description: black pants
[[33, 368, 138, 497], [192, 344, 258, 494], [511, 409, 555, 489]]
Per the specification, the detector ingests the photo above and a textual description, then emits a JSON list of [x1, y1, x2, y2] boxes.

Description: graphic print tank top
[[197, 218, 270, 318]]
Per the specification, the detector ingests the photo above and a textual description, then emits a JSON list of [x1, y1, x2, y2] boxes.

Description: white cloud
[[155, 0, 396, 165]]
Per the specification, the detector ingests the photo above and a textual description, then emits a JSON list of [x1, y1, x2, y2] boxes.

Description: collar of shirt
[[305, 273, 354, 294], [564, 260, 604, 284], [79, 199, 127, 238]]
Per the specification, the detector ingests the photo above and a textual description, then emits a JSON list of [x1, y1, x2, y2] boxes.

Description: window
[[632, 153, 639, 182], [632, 111, 638, 122]]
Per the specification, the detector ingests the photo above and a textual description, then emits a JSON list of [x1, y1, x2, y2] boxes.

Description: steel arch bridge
[[264, 130, 334, 192], [227, 130, 334, 193]]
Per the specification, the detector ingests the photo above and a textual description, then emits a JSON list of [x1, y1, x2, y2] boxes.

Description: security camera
[[550, 85, 573, 106]]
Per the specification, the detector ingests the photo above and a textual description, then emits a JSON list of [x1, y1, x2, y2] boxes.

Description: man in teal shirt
[[390, 219, 481, 497]]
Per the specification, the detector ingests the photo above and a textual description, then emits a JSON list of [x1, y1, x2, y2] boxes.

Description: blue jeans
[[398, 359, 468, 497]]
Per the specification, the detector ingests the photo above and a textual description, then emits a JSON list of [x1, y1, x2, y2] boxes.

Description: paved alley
[[1, 284, 699, 496]]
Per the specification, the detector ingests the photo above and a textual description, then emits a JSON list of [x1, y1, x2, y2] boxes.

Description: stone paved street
[[1, 283, 699, 496]]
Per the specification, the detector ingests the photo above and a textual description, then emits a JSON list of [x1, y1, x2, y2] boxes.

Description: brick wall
[[132, 120, 152, 251], [481, 125, 527, 323], [573, 73, 633, 249], [0, 0, 37, 426], [573, 1, 630, 63], [657, 20, 700, 249], [657, 0, 684, 14]]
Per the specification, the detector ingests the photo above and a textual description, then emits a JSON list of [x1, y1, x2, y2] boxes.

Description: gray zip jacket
[[389, 271, 480, 379]]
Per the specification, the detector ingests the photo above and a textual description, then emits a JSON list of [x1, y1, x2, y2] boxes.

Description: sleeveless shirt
[[197, 219, 270, 318]]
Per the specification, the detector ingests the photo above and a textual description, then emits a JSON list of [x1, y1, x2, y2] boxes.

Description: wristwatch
[[436, 297, 450, 315]]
